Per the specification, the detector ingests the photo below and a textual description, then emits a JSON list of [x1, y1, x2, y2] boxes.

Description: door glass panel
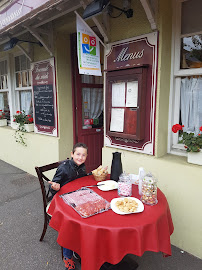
[[82, 87, 103, 129]]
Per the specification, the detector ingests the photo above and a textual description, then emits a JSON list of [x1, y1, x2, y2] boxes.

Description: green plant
[[172, 124, 202, 152], [13, 110, 27, 126], [14, 127, 27, 147], [13, 110, 33, 146]]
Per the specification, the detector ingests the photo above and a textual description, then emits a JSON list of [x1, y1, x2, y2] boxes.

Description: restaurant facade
[[0, 0, 201, 261]]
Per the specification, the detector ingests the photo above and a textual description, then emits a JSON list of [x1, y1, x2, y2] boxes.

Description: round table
[[48, 175, 174, 270]]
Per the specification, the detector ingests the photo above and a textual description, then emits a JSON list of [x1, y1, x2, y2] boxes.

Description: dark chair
[[35, 159, 68, 241]]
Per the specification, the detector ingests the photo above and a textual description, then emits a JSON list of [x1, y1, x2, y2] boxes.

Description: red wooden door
[[70, 34, 104, 173]]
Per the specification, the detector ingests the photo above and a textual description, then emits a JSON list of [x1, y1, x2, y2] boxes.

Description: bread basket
[[92, 171, 108, 182]]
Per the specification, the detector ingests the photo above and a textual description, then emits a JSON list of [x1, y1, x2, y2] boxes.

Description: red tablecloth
[[48, 175, 174, 270]]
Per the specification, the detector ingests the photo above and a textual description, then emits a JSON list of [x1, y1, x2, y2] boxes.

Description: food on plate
[[115, 198, 138, 213], [75, 199, 110, 217]]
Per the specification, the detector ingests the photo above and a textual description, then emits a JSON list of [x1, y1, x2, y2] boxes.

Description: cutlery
[[83, 183, 105, 188]]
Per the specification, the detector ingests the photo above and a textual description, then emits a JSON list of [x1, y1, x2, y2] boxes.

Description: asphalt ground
[[0, 159, 202, 270]]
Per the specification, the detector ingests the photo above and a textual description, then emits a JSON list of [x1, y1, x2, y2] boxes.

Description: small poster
[[76, 13, 102, 76], [126, 81, 138, 107], [112, 82, 125, 107], [110, 108, 125, 132]]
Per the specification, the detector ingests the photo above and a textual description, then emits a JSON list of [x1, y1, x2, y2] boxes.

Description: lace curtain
[[181, 77, 202, 135], [20, 91, 32, 115], [0, 93, 4, 110], [82, 88, 103, 120]]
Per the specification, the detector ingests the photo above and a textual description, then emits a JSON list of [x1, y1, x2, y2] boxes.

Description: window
[[14, 54, 32, 115], [0, 59, 10, 120], [169, 0, 202, 155]]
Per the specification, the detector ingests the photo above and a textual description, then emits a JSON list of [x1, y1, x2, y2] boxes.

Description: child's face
[[71, 147, 88, 166]]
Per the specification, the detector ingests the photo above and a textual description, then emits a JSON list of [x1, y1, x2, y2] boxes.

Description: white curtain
[[20, 91, 32, 115], [0, 93, 4, 110], [181, 77, 202, 135], [82, 88, 103, 120]]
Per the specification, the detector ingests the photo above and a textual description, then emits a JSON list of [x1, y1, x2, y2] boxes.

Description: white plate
[[110, 197, 144, 215], [97, 180, 118, 191]]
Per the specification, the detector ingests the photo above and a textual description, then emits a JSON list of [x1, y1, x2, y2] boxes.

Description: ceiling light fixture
[[82, 0, 133, 20], [3, 37, 42, 51]]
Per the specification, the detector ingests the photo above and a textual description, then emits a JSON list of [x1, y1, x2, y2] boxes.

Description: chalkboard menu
[[31, 58, 58, 136]]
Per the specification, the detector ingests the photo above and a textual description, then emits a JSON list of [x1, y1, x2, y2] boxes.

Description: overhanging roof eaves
[[0, 0, 65, 35]]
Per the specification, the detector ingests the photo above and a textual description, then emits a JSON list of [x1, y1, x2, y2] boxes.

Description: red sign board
[[105, 32, 158, 155], [31, 58, 58, 136]]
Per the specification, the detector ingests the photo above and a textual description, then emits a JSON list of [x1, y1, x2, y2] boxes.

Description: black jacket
[[49, 159, 87, 197]]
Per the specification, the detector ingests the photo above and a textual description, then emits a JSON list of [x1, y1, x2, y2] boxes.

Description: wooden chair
[[35, 159, 68, 241]]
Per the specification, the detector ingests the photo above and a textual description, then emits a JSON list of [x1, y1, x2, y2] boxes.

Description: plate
[[97, 180, 118, 191], [110, 197, 144, 215]]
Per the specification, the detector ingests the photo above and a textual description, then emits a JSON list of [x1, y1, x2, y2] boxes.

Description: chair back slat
[[35, 159, 68, 205], [35, 158, 68, 241]]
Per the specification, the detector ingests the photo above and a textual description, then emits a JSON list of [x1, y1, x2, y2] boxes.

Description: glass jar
[[118, 173, 132, 197], [141, 173, 158, 205]]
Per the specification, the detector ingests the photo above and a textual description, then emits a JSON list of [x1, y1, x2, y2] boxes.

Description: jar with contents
[[118, 173, 132, 197], [141, 173, 158, 205]]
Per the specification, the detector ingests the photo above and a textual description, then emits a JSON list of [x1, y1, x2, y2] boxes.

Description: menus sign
[[0, 0, 50, 32], [31, 58, 58, 136], [76, 13, 102, 76], [105, 32, 158, 155]]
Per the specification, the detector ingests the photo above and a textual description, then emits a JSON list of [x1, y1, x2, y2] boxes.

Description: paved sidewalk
[[0, 159, 202, 270]]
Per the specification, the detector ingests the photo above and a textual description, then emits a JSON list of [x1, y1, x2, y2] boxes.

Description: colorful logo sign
[[82, 34, 96, 55]]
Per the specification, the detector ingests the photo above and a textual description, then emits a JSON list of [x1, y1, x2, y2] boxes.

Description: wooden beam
[[140, 0, 157, 30]]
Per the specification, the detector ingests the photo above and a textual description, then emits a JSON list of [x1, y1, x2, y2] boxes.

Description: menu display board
[[105, 32, 158, 155], [31, 58, 58, 136]]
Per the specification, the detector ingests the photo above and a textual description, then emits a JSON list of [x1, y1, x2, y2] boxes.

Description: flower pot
[[0, 119, 7, 126], [12, 122, 20, 129], [187, 150, 202, 165], [24, 123, 34, 132]]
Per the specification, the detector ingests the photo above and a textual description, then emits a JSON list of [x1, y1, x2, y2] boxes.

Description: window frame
[[13, 52, 33, 116], [0, 56, 11, 122], [168, 0, 202, 156]]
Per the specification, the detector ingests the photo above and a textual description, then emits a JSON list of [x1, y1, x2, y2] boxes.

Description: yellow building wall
[[102, 0, 202, 260], [0, 28, 74, 177], [0, 126, 59, 175]]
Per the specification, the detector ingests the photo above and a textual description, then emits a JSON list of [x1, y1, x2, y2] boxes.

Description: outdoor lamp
[[82, 0, 133, 20], [3, 37, 42, 51]]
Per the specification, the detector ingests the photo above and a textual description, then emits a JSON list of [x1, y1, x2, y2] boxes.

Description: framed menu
[[31, 58, 58, 136]]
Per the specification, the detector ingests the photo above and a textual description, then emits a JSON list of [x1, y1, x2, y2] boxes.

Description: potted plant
[[12, 111, 34, 132], [12, 110, 26, 129], [172, 124, 202, 165], [24, 115, 34, 132], [0, 110, 7, 126]]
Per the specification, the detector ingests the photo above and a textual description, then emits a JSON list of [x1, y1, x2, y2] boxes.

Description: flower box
[[187, 150, 202, 166], [0, 119, 7, 126], [24, 123, 34, 132], [12, 122, 20, 129]]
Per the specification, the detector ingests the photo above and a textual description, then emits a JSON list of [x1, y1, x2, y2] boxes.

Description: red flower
[[184, 146, 188, 148], [28, 117, 33, 123], [0, 115, 2, 118], [182, 125, 184, 127], [13, 119, 16, 122], [200, 126, 202, 132], [172, 124, 182, 133], [2, 113, 5, 115], [0, 110, 2, 112], [27, 115, 31, 117], [16, 111, 21, 114]]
